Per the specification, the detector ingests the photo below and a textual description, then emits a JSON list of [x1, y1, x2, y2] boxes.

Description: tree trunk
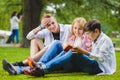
[[22, 0, 44, 47]]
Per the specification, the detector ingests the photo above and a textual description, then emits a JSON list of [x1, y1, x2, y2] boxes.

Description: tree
[[22, 0, 44, 47], [21, 0, 64, 47]]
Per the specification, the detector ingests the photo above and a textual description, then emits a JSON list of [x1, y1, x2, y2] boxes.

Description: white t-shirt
[[10, 16, 20, 30], [73, 38, 82, 47]]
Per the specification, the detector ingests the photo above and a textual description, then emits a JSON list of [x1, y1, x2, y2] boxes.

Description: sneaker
[[22, 57, 45, 77], [23, 66, 45, 77], [2, 59, 17, 75], [12, 61, 26, 66]]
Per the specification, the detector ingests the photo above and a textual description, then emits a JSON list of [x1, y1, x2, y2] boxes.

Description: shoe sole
[[2, 59, 17, 75]]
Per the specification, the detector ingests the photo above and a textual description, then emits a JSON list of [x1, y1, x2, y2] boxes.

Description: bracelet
[[87, 52, 91, 57], [39, 24, 44, 30]]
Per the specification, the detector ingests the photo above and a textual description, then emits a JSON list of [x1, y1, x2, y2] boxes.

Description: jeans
[[39, 40, 63, 63], [71, 54, 103, 74], [11, 29, 19, 43], [39, 40, 102, 74], [16, 40, 102, 75]]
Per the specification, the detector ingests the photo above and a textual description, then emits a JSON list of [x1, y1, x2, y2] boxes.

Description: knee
[[52, 40, 62, 46], [31, 39, 39, 44]]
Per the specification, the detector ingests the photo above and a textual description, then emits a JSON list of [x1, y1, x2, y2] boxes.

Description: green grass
[[0, 47, 120, 80], [111, 37, 120, 47]]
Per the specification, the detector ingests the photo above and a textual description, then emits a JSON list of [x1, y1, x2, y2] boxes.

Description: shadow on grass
[[22, 72, 90, 79]]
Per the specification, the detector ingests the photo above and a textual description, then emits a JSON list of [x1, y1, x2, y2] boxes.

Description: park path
[[0, 43, 22, 47]]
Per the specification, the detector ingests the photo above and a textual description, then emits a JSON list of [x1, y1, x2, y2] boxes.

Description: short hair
[[42, 13, 53, 19], [84, 19, 101, 32]]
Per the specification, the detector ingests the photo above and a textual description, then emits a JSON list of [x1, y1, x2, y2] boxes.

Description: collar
[[59, 24, 65, 32], [94, 32, 103, 43]]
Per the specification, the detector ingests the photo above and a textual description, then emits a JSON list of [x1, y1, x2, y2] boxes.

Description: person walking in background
[[10, 11, 22, 43]]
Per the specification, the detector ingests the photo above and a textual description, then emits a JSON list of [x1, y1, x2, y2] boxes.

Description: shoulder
[[59, 24, 71, 28], [100, 32, 113, 46], [40, 29, 51, 34], [59, 24, 72, 31]]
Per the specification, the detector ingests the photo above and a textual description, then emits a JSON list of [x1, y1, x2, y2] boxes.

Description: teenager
[[24, 19, 116, 76], [12, 13, 72, 66]]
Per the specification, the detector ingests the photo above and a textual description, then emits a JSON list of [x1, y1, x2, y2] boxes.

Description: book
[[64, 45, 73, 51]]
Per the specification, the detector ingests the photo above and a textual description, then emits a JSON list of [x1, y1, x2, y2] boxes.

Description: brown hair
[[42, 13, 53, 19], [84, 19, 101, 32]]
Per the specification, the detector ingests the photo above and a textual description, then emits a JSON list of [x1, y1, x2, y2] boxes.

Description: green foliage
[[48, 0, 120, 35], [0, 47, 120, 80], [0, 0, 22, 30], [0, 0, 120, 36]]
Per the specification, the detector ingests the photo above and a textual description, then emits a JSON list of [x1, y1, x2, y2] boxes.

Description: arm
[[72, 46, 89, 56], [26, 17, 49, 40], [90, 39, 115, 62], [26, 25, 44, 40], [14, 16, 20, 22]]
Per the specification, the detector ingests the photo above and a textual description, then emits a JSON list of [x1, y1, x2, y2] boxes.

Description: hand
[[63, 43, 72, 49], [41, 18, 51, 28], [33, 27, 41, 34], [71, 47, 79, 54], [72, 46, 86, 54]]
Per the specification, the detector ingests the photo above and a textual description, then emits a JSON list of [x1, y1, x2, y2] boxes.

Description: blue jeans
[[39, 40, 102, 74], [11, 29, 19, 43], [39, 40, 63, 63], [16, 40, 102, 74]]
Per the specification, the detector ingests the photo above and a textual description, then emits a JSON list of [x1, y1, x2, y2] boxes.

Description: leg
[[12, 43, 48, 66], [45, 50, 73, 71], [39, 40, 63, 64], [2, 59, 44, 76], [22, 46, 48, 65], [30, 39, 44, 57], [11, 30, 15, 43], [71, 54, 102, 74], [15, 29, 19, 43]]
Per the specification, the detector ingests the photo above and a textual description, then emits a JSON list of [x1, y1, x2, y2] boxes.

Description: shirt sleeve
[[14, 16, 20, 22], [26, 30, 35, 40], [26, 29, 48, 40], [90, 38, 114, 62]]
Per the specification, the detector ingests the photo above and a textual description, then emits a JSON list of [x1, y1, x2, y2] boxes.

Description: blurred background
[[0, 0, 120, 47]]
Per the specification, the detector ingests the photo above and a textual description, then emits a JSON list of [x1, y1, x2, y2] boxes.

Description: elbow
[[90, 54, 104, 62], [26, 30, 35, 40], [26, 35, 32, 40]]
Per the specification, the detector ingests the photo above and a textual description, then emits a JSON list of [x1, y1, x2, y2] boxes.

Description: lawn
[[0, 47, 120, 80]]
